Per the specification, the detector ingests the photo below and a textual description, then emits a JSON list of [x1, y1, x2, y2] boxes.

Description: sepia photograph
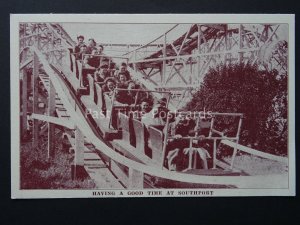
[[10, 14, 295, 198]]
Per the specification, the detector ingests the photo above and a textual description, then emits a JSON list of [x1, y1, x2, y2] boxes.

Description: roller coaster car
[[77, 74, 120, 140], [112, 113, 164, 167]]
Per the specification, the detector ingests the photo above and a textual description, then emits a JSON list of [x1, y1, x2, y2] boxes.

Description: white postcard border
[[11, 14, 295, 198]]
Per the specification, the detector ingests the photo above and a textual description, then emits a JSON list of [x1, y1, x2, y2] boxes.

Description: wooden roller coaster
[[19, 22, 288, 189]]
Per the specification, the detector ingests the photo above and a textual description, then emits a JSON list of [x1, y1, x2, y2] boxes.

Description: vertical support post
[[230, 140, 238, 170], [224, 25, 228, 63], [133, 50, 138, 74], [36, 33, 40, 50], [128, 167, 144, 189], [161, 113, 170, 169], [21, 68, 28, 137], [108, 89, 116, 129], [197, 24, 201, 83], [193, 150, 197, 169], [239, 24, 244, 63], [32, 52, 39, 150], [187, 153, 193, 171], [75, 127, 84, 166], [208, 116, 215, 138], [186, 137, 193, 170], [161, 33, 167, 85], [212, 138, 217, 169], [72, 126, 86, 180], [47, 80, 56, 160], [265, 25, 269, 41]]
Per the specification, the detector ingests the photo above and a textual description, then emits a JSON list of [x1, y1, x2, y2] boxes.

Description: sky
[[61, 23, 288, 59], [61, 23, 180, 45], [62, 23, 288, 45]]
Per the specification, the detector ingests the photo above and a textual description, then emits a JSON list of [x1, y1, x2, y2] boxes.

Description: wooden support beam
[[32, 53, 39, 149], [20, 58, 33, 70], [174, 66, 188, 85], [72, 127, 88, 180], [128, 46, 260, 64], [75, 127, 84, 166], [47, 80, 56, 160], [161, 33, 167, 84], [31, 113, 75, 129], [128, 168, 144, 189], [21, 69, 28, 137], [140, 69, 159, 86]]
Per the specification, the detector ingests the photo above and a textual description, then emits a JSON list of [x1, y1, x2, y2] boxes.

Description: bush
[[21, 133, 96, 189], [185, 63, 287, 155]]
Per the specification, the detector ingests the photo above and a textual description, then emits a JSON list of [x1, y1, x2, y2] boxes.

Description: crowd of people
[[73, 35, 153, 108], [73, 35, 212, 172]]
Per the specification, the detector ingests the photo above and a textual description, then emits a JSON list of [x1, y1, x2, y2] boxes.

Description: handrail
[[81, 53, 129, 60], [172, 111, 243, 117], [128, 47, 260, 63], [114, 87, 172, 94], [124, 24, 179, 55], [221, 139, 288, 164]]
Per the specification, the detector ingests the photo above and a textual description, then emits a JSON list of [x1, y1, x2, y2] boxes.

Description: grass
[[20, 131, 96, 189]]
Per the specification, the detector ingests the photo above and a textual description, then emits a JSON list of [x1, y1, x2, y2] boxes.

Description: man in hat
[[86, 38, 97, 54], [141, 97, 172, 130], [74, 35, 85, 59], [121, 63, 131, 80]]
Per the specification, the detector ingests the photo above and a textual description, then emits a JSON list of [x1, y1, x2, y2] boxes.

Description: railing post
[[230, 140, 238, 169], [47, 80, 56, 160], [212, 138, 217, 169], [161, 94, 172, 169]]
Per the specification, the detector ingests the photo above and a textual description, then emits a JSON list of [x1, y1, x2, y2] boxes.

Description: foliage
[[20, 135, 96, 189], [185, 63, 288, 155]]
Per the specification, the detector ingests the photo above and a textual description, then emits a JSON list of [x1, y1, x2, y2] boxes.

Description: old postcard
[[11, 14, 295, 198]]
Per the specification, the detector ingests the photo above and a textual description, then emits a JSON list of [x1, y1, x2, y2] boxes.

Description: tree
[[185, 63, 287, 155]]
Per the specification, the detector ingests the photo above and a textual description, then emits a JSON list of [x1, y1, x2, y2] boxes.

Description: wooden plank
[[111, 140, 156, 166], [87, 161, 124, 189], [32, 53, 40, 149], [110, 160, 129, 187], [31, 113, 75, 129], [221, 140, 288, 164]]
